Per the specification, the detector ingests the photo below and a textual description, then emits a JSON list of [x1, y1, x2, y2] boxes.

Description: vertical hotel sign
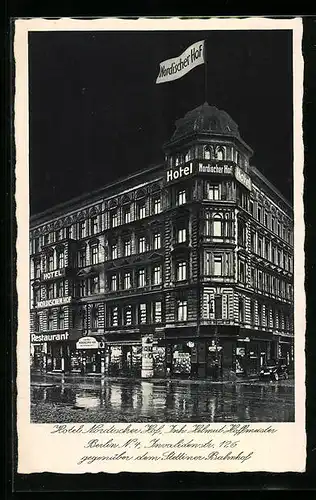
[[235, 165, 252, 191]]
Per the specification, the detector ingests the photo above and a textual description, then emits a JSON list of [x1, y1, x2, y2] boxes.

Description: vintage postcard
[[15, 17, 306, 474]]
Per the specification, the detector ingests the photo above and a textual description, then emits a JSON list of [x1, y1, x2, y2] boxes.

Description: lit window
[[177, 300, 187, 321], [139, 203, 146, 219], [90, 276, 99, 294], [110, 275, 117, 291], [213, 215, 222, 237], [176, 261, 187, 281], [154, 198, 161, 214], [207, 184, 220, 200], [216, 147, 225, 160], [91, 244, 99, 265], [154, 301, 162, 323], [47, 311, 54, 330], [177, 228, 186, 243], [138, 269, 146, 288], [47, 252, 54, 271], [57, 249, 65, 269], [79, 220, 86, 238], [153, 232, 161, 250], [138, 237, 146, 253], [111, 244, 118, 260], [185, 151, 191, 162], [153, 265, 161, 285], [111, 307, 118, 326], [124, 208, 131, 224], [214, 255, 222, 276], [204, 147, 211, 160], [177, 190, 186, 206], [91, 216, 99, 235], [78, 280, 86, 297], [124, 306, 132, 326], [124, 272, 131, 289], [124, 240, 131, 257], [139, 303, 147, 324], [111, 212, 118, 228], [57, 308, 65, 330]]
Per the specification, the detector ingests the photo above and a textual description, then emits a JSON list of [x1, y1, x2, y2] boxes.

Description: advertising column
[[141, 335, 154, 378]]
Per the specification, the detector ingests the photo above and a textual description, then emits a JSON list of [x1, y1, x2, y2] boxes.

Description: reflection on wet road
[[31, 375, 294, 423]]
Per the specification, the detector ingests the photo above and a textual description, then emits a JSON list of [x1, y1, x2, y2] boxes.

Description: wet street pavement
[[30, 373, 294, 423]]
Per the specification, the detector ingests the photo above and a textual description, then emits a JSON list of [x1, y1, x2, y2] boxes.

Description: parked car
[[259, 359, 289, 381]]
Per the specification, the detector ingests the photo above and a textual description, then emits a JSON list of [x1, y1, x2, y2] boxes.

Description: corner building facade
[[30, 103, 294, 379]]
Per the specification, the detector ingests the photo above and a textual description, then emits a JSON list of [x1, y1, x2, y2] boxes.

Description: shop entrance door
[[85, 352, 101, 373]]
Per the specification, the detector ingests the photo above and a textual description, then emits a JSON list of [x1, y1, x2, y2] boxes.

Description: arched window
[[204, 146, 212, 160], [216, 147, 225, 160], [213, 214, 222, 237], [185, 150, 191, 162]]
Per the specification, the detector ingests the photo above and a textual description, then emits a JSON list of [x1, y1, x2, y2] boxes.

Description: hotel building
[[30, 103, 294, 379]]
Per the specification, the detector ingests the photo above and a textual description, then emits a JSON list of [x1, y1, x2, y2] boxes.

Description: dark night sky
[[29, 29, 293, 215]]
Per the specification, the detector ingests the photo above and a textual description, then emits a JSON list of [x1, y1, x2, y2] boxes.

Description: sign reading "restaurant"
[[31, 332, 69, 343], [35, 296, 72, 308]]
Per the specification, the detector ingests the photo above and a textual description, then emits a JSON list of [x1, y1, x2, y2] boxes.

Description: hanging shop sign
[[31, 332, 69, 343], [41, 268, 66, 281], [235, 165, 252, 191], [35, 296, 72, 308], [76, 336, 99, 350]]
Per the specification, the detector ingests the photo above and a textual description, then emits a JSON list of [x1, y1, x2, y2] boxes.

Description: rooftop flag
[[156, 40, 205, 84]]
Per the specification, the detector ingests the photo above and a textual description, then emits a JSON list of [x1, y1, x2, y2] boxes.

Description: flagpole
[[204, 41, 208, 103]]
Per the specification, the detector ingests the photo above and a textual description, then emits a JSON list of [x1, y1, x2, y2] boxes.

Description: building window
[[237, 220, 246, 246], [34, 259, 41, 279], [55, 228, 64, 241], [124, 272, 131, 289], [57, 249, 65, 269], [239, 298, 245, 322], [47, 310, 54, 330], [257, 205, 262, 223], [153, 232, 161, 250], [33, 237, 40, 253], [57, 308, 65, 330], [250, 300, 255, 324], [110, 274, 117, 291], [277, 249, 282, 267], [47, 252, 54, 271], [56, 280, 65, 298], [34, 313, 40, 332], [204, 147, 211, 160], [258, 271, 263, 290], [250, 232, 256, 252], [111, 211, 118, 228], [239, 261, 245, 283], [111, 243, 118, 260], [124, 306, 132, 326], [249, 200, 254, 216], [78, 279, 86, 297], [177, 228, 187, 243], [34, 287, 41, 304], [177, 300, 188, 321], [124, 239, 131, 257], [47, 282, 54, 299], [138, 269, 146, 288], [257, 303, 262, 325], [91, 306, 99, 329], [111, 306, 118, 326], [78, 247, 86, 268], [90, 275, 99, 294], [153, 265, 161, 285], [176, 261, 187, 281], [139, 202, 146, 219], [154, 301, 162, 323], [91, 244, 99, 265], [271, 218, 275, 233], [79, 220, 87, 239], [207, 184, 220, 200], [214, 255, 222, 276], [124, 208, 131, 224], [177, 190, 186, 206], [264, 212, 269, 228], [216, 147, 225, 160], [153, 198, 161, 214], [265, 240, 270, 260], [139, 303, 147, 324], [138, 236, 146, 253], [91, 216, 99, 235], [213, 215, 222, 237]]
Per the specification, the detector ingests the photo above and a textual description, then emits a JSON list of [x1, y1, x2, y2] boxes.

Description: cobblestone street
[[31, 373, 294, 423]]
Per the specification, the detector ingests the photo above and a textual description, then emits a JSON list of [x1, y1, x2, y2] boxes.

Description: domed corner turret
[[168, 102, 241, 144]]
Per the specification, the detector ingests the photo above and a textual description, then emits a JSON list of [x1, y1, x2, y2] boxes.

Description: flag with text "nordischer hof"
[[156, 40, 205, 84]]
